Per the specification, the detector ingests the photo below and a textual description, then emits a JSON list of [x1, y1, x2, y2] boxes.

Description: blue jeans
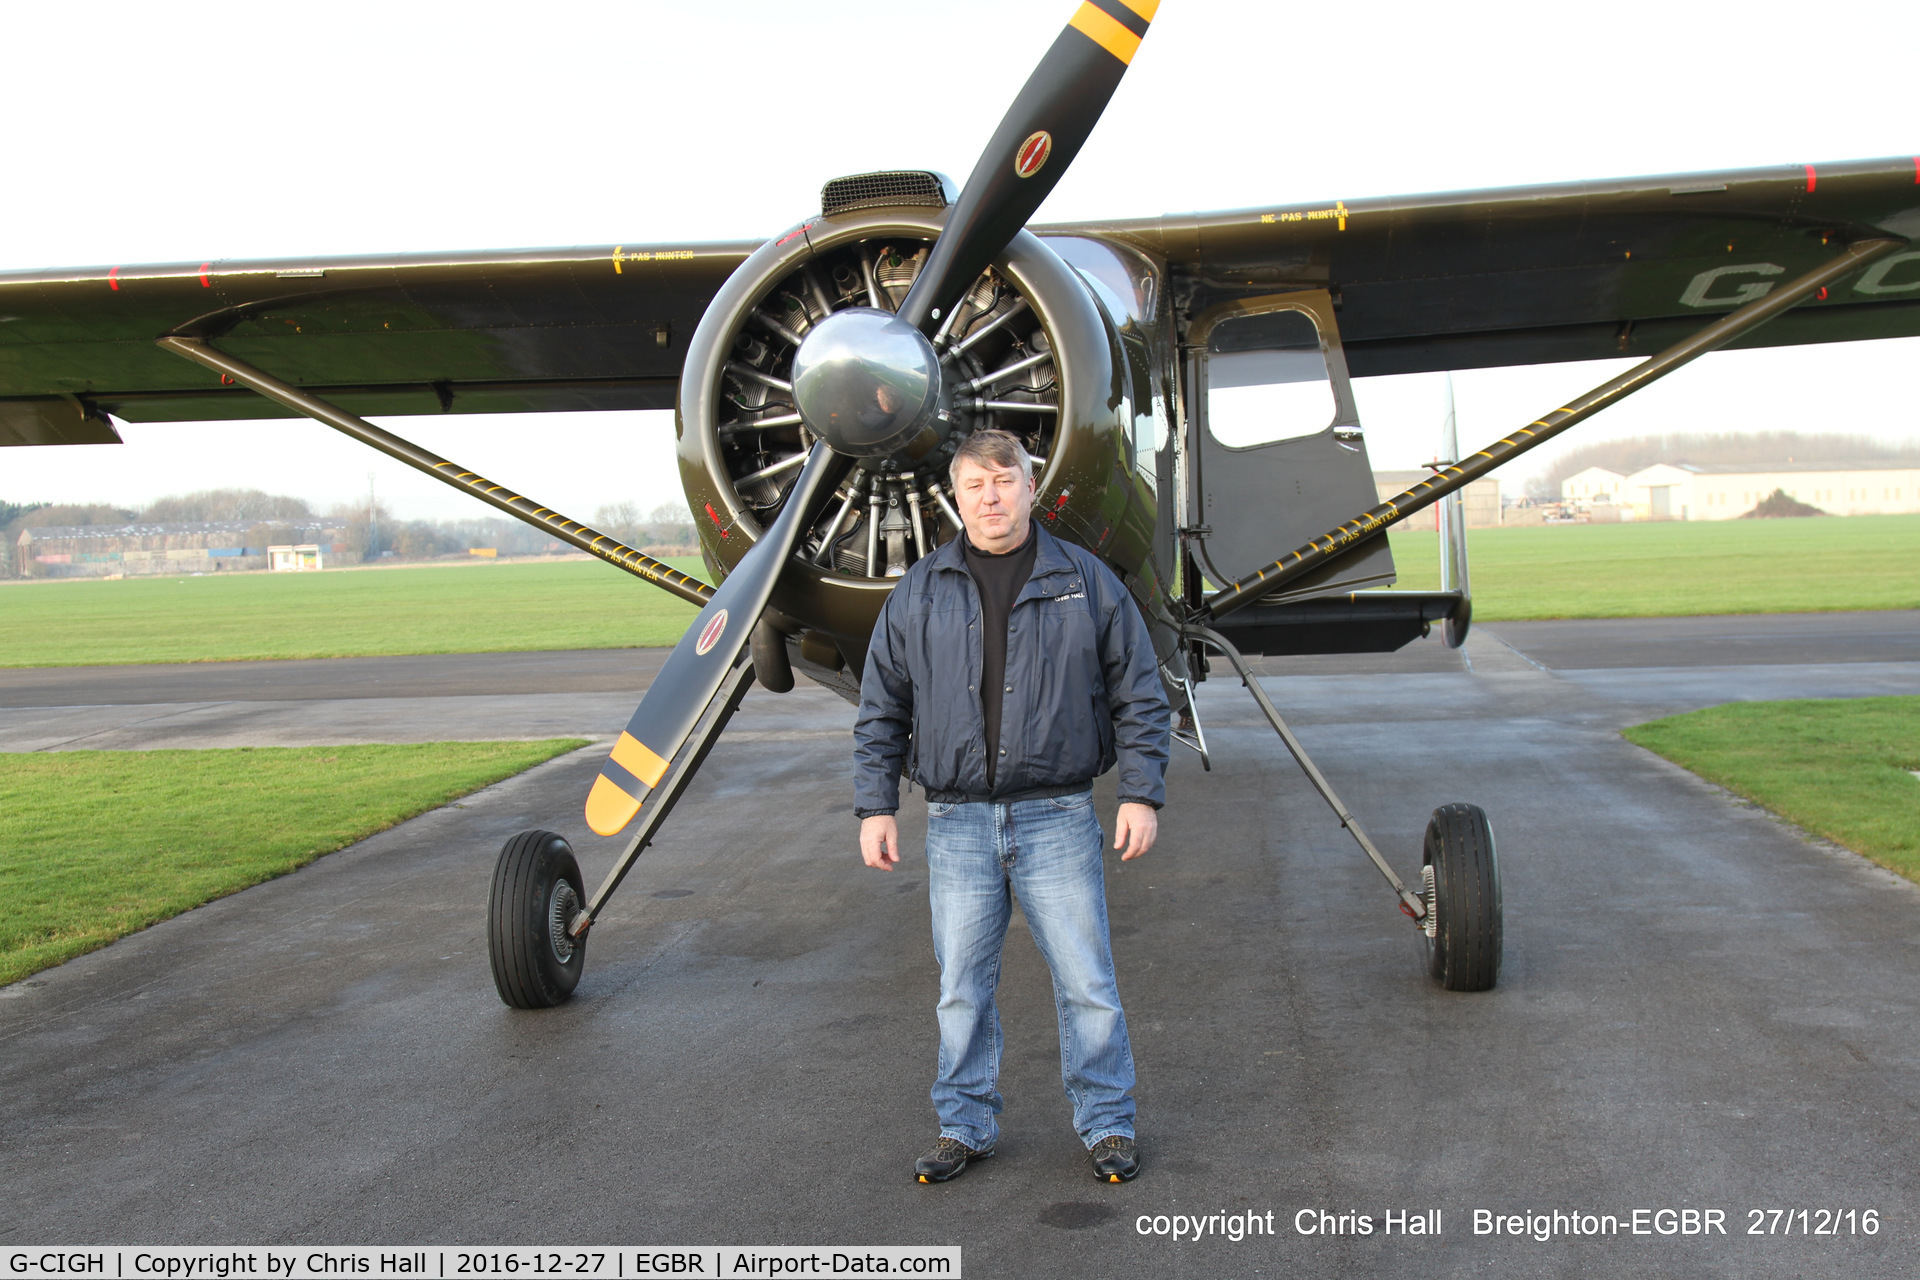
[[925, 788, 1136, 1151]]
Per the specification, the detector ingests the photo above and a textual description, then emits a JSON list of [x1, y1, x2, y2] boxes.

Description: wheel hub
[[1421, 863, 1438, 939], [549, 881, 581, 964]]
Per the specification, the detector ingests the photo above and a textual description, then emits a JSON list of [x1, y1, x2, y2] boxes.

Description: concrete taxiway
[[2, 613, 1918, 1277]]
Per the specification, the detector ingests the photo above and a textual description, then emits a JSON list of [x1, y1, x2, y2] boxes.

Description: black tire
[[1422, 803, 1501, 992], [488, 829, 587, 1009]]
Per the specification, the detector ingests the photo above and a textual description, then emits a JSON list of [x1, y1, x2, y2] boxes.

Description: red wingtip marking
[[1913, 157, 1919, 184], [1804, 164, 1817, 193], [108, 266, 120, 291], [199, 262, 212, 288]]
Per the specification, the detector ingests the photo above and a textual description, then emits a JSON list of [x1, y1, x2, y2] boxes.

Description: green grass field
[[0, 557, 707, 667], [0, 740, 586, 985], [1386, 513, 1920, 619], [1624, 697, 1920, 883], [2, 516, 1916, 667]]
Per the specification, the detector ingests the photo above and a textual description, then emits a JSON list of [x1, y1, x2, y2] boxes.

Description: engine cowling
[[676, 206, 1136, 697]]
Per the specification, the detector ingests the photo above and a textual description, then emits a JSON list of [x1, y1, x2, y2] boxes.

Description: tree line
[[0, 490, 699, 562]]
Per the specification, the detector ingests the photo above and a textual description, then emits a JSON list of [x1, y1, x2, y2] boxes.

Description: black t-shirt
[[963, 524, 1039, 789]]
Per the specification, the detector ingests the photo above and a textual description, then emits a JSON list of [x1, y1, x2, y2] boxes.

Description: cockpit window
[[1204, 308, 1336, 448]]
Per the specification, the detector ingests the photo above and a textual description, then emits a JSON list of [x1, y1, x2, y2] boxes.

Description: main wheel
[[1421, 803, 1502, 992], [488, 829, 587, 1009]]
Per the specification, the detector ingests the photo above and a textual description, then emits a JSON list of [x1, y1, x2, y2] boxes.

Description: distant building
[[1622, 463, 1702, 520], [1374, 471, 1502, 528], [269, 544, 325, 572], [12, 520, 346, 579], [1618, 461, 1920, 521], [1561, 467, 1627, 506]]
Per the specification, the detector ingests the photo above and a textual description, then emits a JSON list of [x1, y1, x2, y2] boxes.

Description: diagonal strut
[[1185, 624, 1426, 921], [156, 335, 714, 606]]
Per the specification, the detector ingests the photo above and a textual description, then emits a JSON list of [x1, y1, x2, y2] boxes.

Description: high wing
[[1059, 155, 1920, 376], [3, 157, 1914, 447], [0, 240, 754, 445]]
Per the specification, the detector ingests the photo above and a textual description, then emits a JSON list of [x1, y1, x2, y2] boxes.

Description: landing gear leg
[[1185, 624, 1505, 992], [1183, 625, 1428, 921]]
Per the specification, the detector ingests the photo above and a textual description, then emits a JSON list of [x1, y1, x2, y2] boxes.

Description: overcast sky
[[6, 0, 1917, 520]]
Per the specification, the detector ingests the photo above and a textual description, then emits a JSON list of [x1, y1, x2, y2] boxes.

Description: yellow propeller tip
[[585, 774, 642, 837]]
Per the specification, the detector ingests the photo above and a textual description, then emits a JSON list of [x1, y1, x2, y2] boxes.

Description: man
[[853, 428, 1171, 1185]]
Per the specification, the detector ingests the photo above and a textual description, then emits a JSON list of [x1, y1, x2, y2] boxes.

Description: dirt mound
[[1740, 488, 1827, 519]]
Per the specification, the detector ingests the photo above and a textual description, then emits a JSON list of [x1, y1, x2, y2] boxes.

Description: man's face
[[952, 456, 1036, 554]]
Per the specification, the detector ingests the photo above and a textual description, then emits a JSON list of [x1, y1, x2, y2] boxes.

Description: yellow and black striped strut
[[156, 335, 714, 607]]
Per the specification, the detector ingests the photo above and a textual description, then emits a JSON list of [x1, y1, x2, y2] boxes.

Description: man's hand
[[1113, 802, 1158, 861], [861, 814, 901, 870]]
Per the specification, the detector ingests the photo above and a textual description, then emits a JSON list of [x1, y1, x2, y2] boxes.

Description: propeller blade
[[585, 443, 838, 836], [897, 0, 1158, 331]]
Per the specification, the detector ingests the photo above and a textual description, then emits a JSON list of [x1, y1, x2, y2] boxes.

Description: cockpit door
[[1185, 290, 1395, 600]]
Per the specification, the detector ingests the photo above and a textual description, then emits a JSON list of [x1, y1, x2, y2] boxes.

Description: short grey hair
[[948, 428, 1034, 486]]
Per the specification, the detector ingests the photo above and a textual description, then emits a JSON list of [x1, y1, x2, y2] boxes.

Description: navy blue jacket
[[853, 524, 1171, 815]]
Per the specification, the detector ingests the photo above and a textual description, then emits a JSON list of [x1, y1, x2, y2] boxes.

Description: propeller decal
[[695, 609, 730, 656], [1015, 132, 1053, 179]]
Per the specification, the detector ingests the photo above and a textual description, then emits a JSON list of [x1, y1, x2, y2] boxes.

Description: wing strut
[[1437, 374, 1472, 649], [1203, 236, 1908, 621], [155, 335, 714, 606]]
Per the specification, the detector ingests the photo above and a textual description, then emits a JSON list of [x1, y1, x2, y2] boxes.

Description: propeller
[[898, 0, 1159, 332], [584, 443, 836, 836], [584, 0, 1158, 837]]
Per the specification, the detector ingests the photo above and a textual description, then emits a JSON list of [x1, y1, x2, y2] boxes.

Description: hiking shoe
[[915, 1136, 993, 1183], [1089, 1134, 1139, 1182]]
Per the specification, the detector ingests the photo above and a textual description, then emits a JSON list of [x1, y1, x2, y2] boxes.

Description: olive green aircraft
[[4, 1, 1917, 1008]]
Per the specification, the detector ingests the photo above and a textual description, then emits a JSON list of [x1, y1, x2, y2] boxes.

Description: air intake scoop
[[821, 171, 957, 218]]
